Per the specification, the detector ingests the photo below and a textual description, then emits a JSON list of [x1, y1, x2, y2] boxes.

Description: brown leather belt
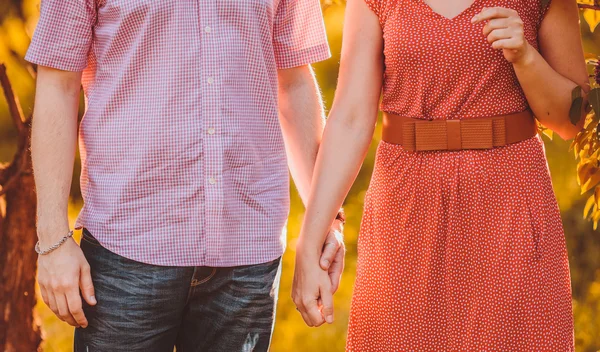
[[381, 110, 537, 152]]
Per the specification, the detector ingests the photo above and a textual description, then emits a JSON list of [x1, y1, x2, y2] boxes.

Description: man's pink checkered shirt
[[26, 0, 330, 267]]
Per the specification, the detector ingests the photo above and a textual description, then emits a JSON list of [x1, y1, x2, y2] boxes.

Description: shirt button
[[207, 77, 214, 84], [209, 177, 217, 185], [207, 128, 215, 135], [204, 26, 211, 33]]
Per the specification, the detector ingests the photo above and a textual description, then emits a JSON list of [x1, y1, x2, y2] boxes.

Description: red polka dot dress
[[346, 0, 575, 350]]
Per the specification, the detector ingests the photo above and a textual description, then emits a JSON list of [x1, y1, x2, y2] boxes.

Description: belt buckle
[[414, 120, 448, 151]]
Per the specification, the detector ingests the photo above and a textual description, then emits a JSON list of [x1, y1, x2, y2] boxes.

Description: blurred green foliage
[[1, 1, 599, 351]]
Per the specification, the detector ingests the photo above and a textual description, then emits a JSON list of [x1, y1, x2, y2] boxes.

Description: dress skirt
[[346, 136, 574, 351]]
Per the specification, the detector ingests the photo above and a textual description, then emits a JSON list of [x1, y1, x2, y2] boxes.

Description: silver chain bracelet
[[35, 230, 75, 255]]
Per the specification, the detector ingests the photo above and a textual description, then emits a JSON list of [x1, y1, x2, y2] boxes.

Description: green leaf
[[589, 88, 600, 118], [570, 86, 584, 126]]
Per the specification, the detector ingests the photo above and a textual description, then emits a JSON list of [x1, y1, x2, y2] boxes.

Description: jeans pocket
[[231, 258, 282, 293], [81, 228, 102, 247]]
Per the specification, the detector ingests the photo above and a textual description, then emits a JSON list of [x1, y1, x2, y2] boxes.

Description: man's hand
[[292, 247, 334, 327], [318, 219, 345, 294], [37, 237, 96, 328]]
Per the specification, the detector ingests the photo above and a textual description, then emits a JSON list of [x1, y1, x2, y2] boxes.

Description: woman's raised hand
[[473, 7, 533, 65]]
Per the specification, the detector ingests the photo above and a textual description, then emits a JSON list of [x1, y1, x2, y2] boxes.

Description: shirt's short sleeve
[[273, 0, 331, 69], [25, 0, 96, 72]]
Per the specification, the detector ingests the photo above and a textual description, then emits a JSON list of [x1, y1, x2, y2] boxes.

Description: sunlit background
[[0, 1, 599, 351]]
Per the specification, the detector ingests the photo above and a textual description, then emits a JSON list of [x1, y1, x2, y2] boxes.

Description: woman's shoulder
[[362, 0, 402, 25], [507, 0, 552, 26]]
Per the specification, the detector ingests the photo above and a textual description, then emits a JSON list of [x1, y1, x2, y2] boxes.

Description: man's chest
[[94, 0, 282, 28]]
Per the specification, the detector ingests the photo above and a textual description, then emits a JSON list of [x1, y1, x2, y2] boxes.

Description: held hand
[[292, 247, 334, 327], [319, 220, 345, 294], [37, 237, 96, 328], [472, 7, 534, 65]]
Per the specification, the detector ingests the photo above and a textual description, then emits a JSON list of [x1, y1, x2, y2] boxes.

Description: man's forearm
[[277, 65, 326, 206], [32, 67, 82, 247]]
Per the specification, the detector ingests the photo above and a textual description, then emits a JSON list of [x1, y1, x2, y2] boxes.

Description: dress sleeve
[[25, 0, 96, 72], [363, 0, 382, 16], [362, 0, 389, 27], [538, 0, 552, 28]]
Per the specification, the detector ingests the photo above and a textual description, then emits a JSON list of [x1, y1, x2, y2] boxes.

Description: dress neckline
[[419, 0, 482, 21]]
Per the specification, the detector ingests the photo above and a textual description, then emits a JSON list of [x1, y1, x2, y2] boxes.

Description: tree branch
[[0, 156, 28, 197], [0, 64, 26, 135], [0, 63, 30, 196]]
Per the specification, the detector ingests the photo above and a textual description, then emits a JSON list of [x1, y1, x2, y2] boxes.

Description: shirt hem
[[25, 52, 87, 72], [78, 223, 286, 268], [276, 43, 332, 70]]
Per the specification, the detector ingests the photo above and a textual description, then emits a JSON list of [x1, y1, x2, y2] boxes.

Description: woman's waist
[[370, 136, 551, 192], [380, 109, 537, 153], [375, 134, 545, 165], [380, 92, 529, 122]]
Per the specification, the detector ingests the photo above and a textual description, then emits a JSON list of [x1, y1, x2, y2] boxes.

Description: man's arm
[[277, 65, 325, 205], [277, 65, 345, 294], [33, 66, 96, 328]]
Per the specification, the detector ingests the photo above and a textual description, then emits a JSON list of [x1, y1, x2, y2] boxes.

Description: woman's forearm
[[297, 108, 376, 257], [295, 0, 383, 258], [513, 45, 586, 139], [473, 3, 587, 140], [512, 1, 587, 140]]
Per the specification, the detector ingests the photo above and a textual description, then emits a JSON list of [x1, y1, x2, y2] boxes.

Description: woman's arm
[[292, 0, 384, 327], [474, 1, 588, 140]]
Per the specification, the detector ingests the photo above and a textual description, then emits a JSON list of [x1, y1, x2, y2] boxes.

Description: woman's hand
[[293, 241, 334, 327], [472, 7, 534, 65], [319, 219, 345, 294]]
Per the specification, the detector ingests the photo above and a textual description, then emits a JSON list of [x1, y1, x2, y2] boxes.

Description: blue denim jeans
[[74, 229, 282, 352]]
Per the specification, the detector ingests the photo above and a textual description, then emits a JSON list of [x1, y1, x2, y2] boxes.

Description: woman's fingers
[[328, 247, 345, 294], [492, 38, 523, 50], [472, 6, 528, 63], [482, 18, 510, 36], [487, 28, 513, 43], [472, 7, 517, 23], [319, 238, 339, 270]]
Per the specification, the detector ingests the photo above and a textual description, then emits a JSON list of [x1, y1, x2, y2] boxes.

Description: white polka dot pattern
[[346, 0, 575, 350]]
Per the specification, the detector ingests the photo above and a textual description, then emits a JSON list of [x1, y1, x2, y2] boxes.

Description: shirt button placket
[[201, 3, 224, 265]]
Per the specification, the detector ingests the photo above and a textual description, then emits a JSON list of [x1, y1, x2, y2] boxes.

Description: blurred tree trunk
[[0, 64, 40, 352]]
